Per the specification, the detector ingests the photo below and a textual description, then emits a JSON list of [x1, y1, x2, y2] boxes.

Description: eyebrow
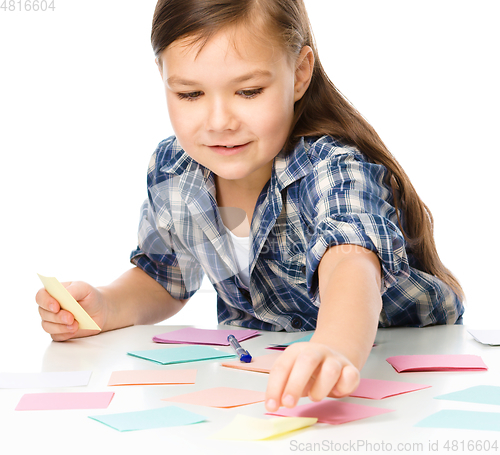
[[166, 70, 273, 87]]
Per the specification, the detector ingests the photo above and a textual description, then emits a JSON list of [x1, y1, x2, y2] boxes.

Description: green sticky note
[[435, 385, 500, 406], [89, 406, 206, 431], [416, 410, 500, 431], [127, 345, 235, 365]]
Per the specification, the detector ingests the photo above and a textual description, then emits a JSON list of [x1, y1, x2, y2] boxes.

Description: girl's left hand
[[264, 341, 360, 411]]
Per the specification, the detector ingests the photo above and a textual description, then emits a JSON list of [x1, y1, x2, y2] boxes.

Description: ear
[[294, 46, 314, 102]]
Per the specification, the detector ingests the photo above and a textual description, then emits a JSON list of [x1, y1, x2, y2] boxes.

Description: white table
[[2, 324, 499, 454]]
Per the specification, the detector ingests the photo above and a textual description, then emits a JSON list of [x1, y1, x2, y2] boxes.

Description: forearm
[[98, 267, 187, 332], [265, 245, 382, 410], [312, 246, 382, 369]]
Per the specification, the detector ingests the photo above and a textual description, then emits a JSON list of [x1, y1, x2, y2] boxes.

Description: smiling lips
[[208, 142, 250, 156]]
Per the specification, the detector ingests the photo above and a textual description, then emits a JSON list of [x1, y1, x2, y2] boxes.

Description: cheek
[[250, 92, 295, 139], [166, 97, 197, 140]]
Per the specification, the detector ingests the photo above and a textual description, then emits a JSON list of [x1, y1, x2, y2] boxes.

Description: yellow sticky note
[[37, 274, 101, 331], [210, 414, 317, 441]]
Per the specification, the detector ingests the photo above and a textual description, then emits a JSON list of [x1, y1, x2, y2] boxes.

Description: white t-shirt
[[226, 227, 250, 289]]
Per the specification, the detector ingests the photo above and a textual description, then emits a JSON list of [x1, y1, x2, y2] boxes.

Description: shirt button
[[291, 317, 303, 329]]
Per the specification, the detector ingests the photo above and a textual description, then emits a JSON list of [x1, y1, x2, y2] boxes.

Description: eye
[[177, 91, 203, 101], [237, 88, 264, 99]]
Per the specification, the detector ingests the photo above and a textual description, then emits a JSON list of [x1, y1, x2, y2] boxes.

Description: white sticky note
[[468, 329, 500, 346], [0, 371, 92, 388], [37, 274, 101, 331]]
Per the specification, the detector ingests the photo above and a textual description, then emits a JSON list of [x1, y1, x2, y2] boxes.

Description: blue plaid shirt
[[131, 135, 464, 331]]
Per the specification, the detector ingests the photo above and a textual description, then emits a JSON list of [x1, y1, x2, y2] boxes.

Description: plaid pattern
[[131, 135, 464, 331]]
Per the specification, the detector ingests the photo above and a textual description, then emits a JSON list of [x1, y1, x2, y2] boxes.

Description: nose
[[205, 97, 238, 132]]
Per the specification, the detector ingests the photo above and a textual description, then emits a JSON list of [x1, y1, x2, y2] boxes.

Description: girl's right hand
[[36, 281, 105, 341]]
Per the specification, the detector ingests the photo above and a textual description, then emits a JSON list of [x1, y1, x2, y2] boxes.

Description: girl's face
[[157, 27, 312, 187]]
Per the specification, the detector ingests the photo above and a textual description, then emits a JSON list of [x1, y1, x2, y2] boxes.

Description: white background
[[0, 0, 499, 349]]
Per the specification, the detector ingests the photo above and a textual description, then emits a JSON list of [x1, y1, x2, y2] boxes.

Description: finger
[[38, 307, 75, 326], [41, 319, 78, 337], [307, 356, 343, 402], [301, 375, 316, 398], [35, 288, 61, 313], [280, 349, 323, 408], [50, 331, 78, 342], [328, 365, 360, 398], [265, 352, 297, 412]]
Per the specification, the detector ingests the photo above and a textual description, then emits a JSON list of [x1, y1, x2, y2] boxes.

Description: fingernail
[[283, 394, 295, 408], [266, 399, 277, 411], [50, 304, 58, 312]]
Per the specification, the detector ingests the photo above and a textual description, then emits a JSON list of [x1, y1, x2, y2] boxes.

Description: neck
[[215, 162, 272, 231]]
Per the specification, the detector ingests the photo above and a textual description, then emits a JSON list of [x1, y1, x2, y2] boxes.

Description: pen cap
[[240, 353, 252, 363]]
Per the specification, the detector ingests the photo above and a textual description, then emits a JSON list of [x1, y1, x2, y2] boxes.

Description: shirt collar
[[159, 138, 194, 176], [159, 136, 315, 196], [272, 137, 314, 191]]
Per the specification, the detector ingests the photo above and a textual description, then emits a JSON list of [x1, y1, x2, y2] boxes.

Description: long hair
[[151, 0, 464, 300]]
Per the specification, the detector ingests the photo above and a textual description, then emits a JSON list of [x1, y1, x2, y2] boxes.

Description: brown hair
[[151, 0, 464, 300]]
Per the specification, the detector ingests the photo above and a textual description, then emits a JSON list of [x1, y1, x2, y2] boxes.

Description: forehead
[[161, 26, 291, 76]]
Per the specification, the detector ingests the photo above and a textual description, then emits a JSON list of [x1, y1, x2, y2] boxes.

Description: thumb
[[61, 281, 92, 303]]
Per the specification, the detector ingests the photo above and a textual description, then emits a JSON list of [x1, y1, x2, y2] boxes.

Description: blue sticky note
[[288, 333, 314, 345], [269, 333, 313, 349], [89, 406, 206, 431], [415, 410, 500, 431], [435, 385, 500, 406], [127, 345, 235, 365]]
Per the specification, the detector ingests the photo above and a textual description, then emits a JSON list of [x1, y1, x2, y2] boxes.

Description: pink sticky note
[[15, 392, 114, 411], [108, 369, 197, 386], [386, 355, 488, 373], [349, 378, 431, 399], [162, 387, 266, 408], [221, 352, 282, 373], [153, 328, 260, 345], [267, 400, 394, 424]]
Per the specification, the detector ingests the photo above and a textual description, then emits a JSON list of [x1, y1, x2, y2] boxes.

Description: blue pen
[[227, 334, 252, 363]]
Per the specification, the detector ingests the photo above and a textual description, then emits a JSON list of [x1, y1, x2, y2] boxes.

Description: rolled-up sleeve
[[303, 151, 411, 299]]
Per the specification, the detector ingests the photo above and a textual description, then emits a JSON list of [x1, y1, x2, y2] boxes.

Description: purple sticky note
[[386, 355, 487, 373], [153, 328, 259, 345], [15, 392, 114, 411], [267, 400, 394, 425], [350, 378, 431, 399]]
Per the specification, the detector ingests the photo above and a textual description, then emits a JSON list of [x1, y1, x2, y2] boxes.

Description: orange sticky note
[[163, 387, 266, 408], [221, 352, 282, 373]]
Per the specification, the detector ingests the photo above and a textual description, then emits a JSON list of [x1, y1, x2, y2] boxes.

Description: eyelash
[[177, 91, 203, 101], [176, 88, 264, 102]]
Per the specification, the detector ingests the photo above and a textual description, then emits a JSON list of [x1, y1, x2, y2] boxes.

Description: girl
[[36, 0, 464, 412]]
